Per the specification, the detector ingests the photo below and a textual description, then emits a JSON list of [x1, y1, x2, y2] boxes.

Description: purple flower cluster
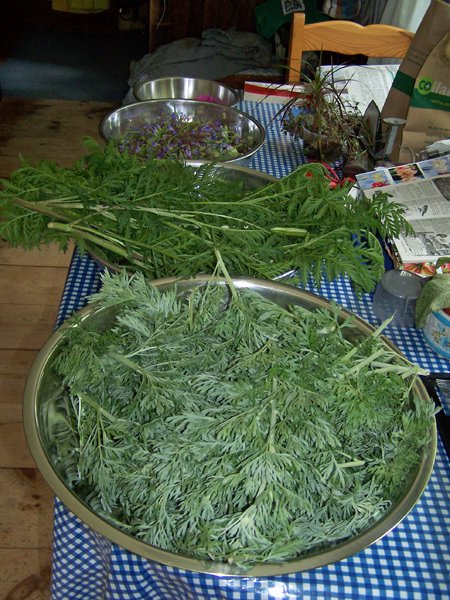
[[118, 112, 248, 161]]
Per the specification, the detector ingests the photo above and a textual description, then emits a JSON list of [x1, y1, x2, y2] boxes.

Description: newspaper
[[320, 64, 400, 113], [356, 154, 450, 265], [244, 64, 399, 111]]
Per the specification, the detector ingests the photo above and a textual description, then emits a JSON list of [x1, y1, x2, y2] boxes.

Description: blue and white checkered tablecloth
[[49, 101, 450, 599]]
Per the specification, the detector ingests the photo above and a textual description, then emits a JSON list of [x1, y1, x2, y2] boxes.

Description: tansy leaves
[[0, 140, 410, 292]]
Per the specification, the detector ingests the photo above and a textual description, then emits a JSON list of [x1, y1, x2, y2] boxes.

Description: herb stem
[[214, 248, 238, 300], [267, 379, 279, 453], [285, 227, 348, 249], [47, 222, 147, 265], [370, 361, 428, 378], [344, 348, 388, 376], [12, 197, 73, 221], [270, 227, 308, 237], [78, 391, 118, 422]]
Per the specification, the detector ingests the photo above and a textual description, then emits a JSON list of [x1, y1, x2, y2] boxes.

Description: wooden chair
[[286, 12, 414, 83]]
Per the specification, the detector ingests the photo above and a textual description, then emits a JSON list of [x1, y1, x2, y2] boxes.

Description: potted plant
[[277, 65, 371, 166]]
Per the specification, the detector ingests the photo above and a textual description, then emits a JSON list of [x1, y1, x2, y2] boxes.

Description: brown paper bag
[[381, 0, 450, 162]]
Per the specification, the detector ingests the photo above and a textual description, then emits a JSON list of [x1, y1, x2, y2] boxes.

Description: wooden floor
[[0, 97, 115, 599]]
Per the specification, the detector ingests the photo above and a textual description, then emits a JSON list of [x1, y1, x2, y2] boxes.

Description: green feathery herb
[[46, 270, 435, 567], [0, 138, 412, 292]]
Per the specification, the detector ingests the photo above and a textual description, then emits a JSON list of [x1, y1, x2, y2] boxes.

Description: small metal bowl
[[133, 77, 240, 107], [24, 276, 436, 577], [99, 99, 265, 164]]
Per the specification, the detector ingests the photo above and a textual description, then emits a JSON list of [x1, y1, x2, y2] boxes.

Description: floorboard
[[0, 349, 39, 404], [0, 549, 52, 600], [0, 96, 117, 598]]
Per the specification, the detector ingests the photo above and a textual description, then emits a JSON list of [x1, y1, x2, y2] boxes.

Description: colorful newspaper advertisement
[[356, 155, 450, 266]]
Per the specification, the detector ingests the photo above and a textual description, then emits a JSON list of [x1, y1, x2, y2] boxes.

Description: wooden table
[[0, 97, 115, 600]]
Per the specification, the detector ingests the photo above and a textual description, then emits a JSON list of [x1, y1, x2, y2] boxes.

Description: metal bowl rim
[[133, 76, 240, 106]]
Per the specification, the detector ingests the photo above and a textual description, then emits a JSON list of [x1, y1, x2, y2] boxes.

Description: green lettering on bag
[[392, 71, 415, 97], [417, 77, 434, 95], [411, 89, 450, 111]]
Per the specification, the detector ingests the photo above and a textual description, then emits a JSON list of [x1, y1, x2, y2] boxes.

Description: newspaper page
[[245, 64, 399, 110], [356, 154, 450, 264], [320, 64, 399, 113]]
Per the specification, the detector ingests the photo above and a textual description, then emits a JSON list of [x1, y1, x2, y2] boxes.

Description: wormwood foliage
[[47, 271, 435, 567], [0, 139, 412, 292]]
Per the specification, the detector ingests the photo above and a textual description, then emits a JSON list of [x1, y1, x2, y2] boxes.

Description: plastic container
[[373, 270, 425, 328], [423, 308, 450, 359]]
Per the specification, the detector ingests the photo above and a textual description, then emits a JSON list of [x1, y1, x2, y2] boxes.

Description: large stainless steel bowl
[[133, 77, 240, 107], [23, 276, 436, 577], [99, 99, 265, 164]]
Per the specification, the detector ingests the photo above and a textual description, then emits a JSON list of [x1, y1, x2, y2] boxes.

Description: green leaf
[[0, 143, 411, 293]]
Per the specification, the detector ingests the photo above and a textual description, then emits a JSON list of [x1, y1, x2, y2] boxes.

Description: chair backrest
[[286, 12, 414, 83]]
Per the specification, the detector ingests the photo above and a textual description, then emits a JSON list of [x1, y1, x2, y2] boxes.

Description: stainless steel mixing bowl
[[99, 99, 265, 164], [23, 276, 436, 577], [133, 77, 240, 106]]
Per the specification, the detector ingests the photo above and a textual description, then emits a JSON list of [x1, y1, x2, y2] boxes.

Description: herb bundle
[[0, 139, 412, 292], [47, 270, 435, 567]]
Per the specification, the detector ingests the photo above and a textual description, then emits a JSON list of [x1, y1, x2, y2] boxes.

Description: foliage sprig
[[0, 139, 412, 292]]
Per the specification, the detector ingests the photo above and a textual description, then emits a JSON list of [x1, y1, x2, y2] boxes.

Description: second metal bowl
[[99, 99, 265, 165], [133, 76, 240, 107]]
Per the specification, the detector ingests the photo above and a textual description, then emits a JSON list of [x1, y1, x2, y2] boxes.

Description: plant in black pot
[[277, 66, 371, 167]]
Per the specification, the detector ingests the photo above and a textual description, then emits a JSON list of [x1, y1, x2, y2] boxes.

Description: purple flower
[[117, 111, 249, 161]]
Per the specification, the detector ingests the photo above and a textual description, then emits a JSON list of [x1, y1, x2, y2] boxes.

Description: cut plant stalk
[[0, 139, 413, 293]]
